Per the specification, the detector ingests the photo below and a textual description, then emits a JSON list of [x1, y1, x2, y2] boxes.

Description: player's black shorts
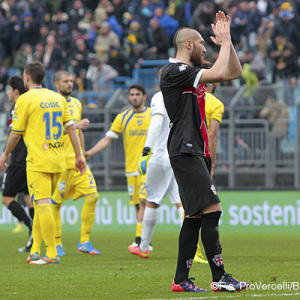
[[170, 154, 220, 216], [2, 165, 29, 197]]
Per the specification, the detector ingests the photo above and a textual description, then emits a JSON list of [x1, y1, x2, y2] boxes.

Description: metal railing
[[0, 83, 300, 191]]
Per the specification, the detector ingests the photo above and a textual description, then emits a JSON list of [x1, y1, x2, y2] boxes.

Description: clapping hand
[[210, 11, 231, 46]]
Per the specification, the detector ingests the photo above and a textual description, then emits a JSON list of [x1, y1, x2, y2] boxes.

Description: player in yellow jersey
[[51, 71, 100, 256], [194, 82, 224, 264], [85, 84, 151, 247], [0, 61, 86, 265]]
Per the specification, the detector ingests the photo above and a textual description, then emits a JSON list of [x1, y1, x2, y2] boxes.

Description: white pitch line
[[146, 292, 300, 300]]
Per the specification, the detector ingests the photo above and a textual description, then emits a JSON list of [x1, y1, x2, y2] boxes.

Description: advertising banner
[[0, 191, 299, 233]]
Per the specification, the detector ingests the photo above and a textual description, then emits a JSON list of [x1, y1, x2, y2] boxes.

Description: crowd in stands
[[0, 0, 299, 95]]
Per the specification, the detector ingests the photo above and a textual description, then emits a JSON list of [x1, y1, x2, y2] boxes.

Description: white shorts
[[146, 159, 181, 205]]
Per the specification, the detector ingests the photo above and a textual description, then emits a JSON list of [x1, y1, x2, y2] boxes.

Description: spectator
[[94, 21, 120, 63], [56, 23, 72, 56], [68, 0, 87, 30], [269, 35, 288, 83], [78, 9, 94, 34], [241, 48, 267, 98], [0, 10, 10, 61], [15, 0, 30, 16], [271, 8, 300, 55], [42, 35, 65, 90], [86, 19, 100, 50], [256, 0, 274, 17], [38, 25, 50, 46], [138, 0, 153, 28], [108, 45, 132, 77], [167, 0, 186, 27], [19, 11, 40, 47], [256, 16, 274, 58], [33, 42, 44, 62], [131, 43, 156, 70], [7, 7, 21, 57], [94, 0, 114, 24], [277, 43, 300, 83], [69, 39, 90, 77], [124, 20, 148, 57], [190, 2, 216, 49], [106, 12, 124, 41], [148, 0, 165, 14], [153, 7, 179, 43], [86, 58, 118, 90], [111, 0, 128, 26], [0, 61, 8, 92], [1, 0, 20, 17], [247, 1, 261, 49], [73, 69, 93, 91], [190, 2, 215, 33], [13, 43, 33, 73], [230, 1, 252, 48], [260, 90, 289, 159], [50, 11, 69, 32], [146, 18, 169, 59]]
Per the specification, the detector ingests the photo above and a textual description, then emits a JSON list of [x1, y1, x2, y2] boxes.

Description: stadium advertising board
[[0, 191, 299, 233]]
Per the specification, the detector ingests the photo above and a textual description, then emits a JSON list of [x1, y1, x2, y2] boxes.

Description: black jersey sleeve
[[160, 63, 203, 122], [160, 63, 202, 89]]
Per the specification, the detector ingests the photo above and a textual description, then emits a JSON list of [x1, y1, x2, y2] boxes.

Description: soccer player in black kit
[[160, 11, 249, 292]]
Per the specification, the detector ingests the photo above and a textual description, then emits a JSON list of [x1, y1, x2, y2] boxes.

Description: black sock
[[174, 218, 202, 284], [8, 201, 32, 230], [29, 207, 34, 221], [201, 211, 225, 282]]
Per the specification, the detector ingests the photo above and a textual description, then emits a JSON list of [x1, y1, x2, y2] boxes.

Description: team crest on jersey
[[186, 258, 193, 269], [195, 84, 206, 100], [212, 254, 223, 267], [137, 120, 143, 126], [179, 64, 188, 72], [127, 185, 134, 195], [59, 182, 66, 192]]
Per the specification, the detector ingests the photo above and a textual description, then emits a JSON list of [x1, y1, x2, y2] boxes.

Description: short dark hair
[[128, 83, 146, 95], [53, 70, 70, 83], [24, 61, 45, 84], [7, 76, 26, 95]]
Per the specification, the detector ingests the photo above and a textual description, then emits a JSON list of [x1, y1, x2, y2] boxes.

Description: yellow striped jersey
[[110, 107, 151, 174]]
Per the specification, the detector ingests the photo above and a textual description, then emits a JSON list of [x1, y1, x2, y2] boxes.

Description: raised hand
[[210, 11, 231, 46]]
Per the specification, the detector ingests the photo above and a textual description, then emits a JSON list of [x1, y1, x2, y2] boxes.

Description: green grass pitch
[[1, 231, 300, 299]]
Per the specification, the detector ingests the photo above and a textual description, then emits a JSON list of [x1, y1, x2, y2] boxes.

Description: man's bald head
[[173, 28, 201, 53]]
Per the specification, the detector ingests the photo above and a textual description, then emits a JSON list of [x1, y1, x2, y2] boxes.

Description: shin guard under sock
[[201, 211, 225, 282], [174, 218, 202, 284]]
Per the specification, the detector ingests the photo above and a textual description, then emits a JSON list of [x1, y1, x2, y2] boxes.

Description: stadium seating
[[132, 69, 158, 89]]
